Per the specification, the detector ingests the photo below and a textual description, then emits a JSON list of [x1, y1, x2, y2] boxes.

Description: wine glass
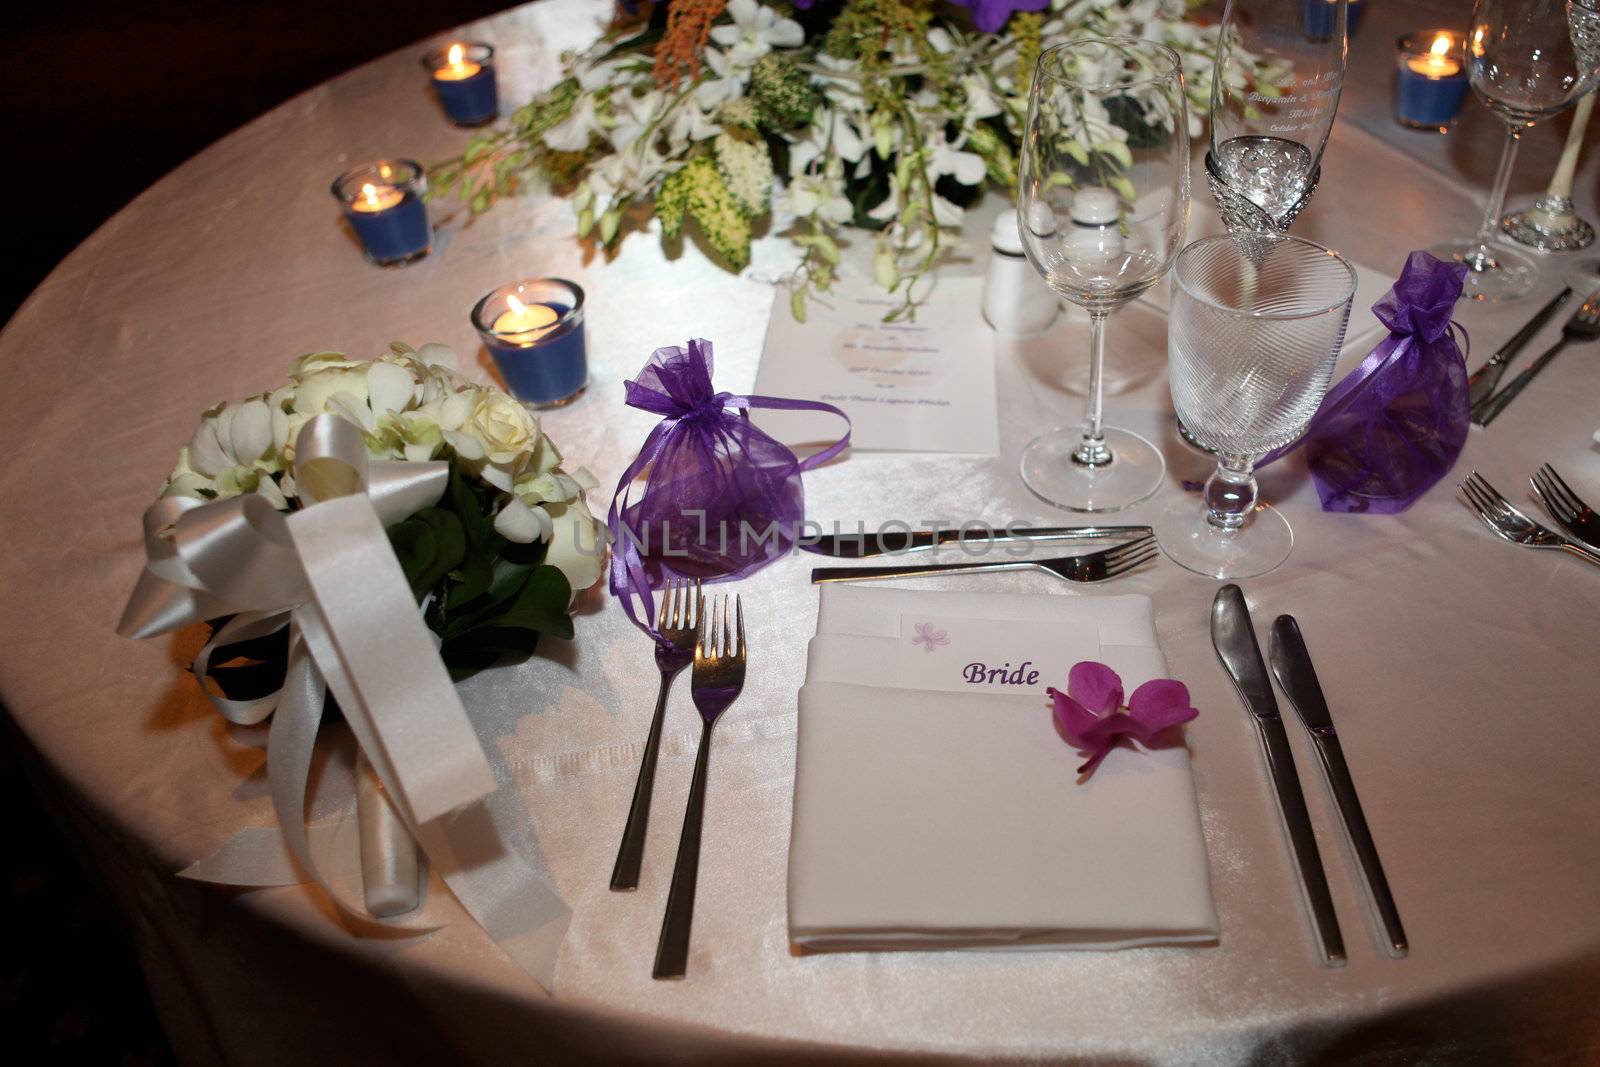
[[1431, 0, 1600, 303], [1017, 37, 1191, 513], [1207, 0, 1348, 239], [1154, 235, 1355, 579]]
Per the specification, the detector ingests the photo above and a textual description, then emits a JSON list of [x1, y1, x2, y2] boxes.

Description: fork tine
[[1461, 477, 1495, 516], [1102, 533, 1156, 562], [1537, 465, 1583, 517], [734, 595, 744, 659], [1531, 471, 1572, 521], [655, 582, 668, 630], [721, 595, 732, 658], [1541, 464, 1585, 510], [1104, 543, 1159, 578]]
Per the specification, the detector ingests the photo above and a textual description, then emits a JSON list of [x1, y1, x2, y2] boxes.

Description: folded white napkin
[[788, 586, 1218, 952]]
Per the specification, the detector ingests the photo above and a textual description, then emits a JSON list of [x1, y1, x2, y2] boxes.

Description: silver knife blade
[[1268, 615, 1408, 959], [1210, 585, 1346, 967], [806, 524, 1151, 558]]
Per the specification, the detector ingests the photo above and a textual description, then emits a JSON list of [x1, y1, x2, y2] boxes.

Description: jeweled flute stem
[[1502, 93, 1597, 251]]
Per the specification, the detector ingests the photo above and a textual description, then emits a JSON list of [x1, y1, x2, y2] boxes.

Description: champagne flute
[[1431, 0, 1600, 303], [1207, 0, 1348, 239], [1155, 235, 1355, 579], [1179, 0, 1348, 453], [1017, 37, 1191, 513]]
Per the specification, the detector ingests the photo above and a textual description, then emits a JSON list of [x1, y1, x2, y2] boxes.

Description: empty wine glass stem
[[1204, 455, 1259, 531], [1469, 125, 1524, 269], [1072, 310, 1112, 467]]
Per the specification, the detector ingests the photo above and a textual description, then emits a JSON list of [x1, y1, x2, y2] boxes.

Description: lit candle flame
[[362, 182, 381, 209], [506, 294, 528, 316], [1430, 33, 1452, 58], [447, 43, 468, 75]]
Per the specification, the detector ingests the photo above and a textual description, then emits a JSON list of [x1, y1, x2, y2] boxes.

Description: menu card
[[752, 273, 1000, 455]]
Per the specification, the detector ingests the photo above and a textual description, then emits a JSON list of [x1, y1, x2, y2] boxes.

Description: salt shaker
[[982, 208, 1061, 336], [1062, 186, 1123, 268]]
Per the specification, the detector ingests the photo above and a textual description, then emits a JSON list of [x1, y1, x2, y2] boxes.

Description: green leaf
[[713, 131, 774, 218], [789, 288, 807, 322], [657, 166, 689, 241], [387, 507, 467, 600], [495, 565, 574, 639], [669, 157, 752, 270]]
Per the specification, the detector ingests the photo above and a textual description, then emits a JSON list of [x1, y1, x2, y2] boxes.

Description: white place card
[[890, 612, 1099, 696], [752, 272, 1000, 455]]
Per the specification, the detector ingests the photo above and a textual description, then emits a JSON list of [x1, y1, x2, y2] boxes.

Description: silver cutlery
[[809, 534, 1158, 585], [808, 524, 1152, 558], [1466, 286, 1572, 408], [1472, 288, 1600, 427], [1211, 584, 1346, 967], [1458, 471, 1600, 569], [653, 594, 746, 979], [611, 578, 700, 892], [1530, 463, 1600, 552], [1268, 616, 1407, 959]]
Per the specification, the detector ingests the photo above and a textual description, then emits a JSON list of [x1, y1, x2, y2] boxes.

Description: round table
[[4, 1, 1599, 1061]]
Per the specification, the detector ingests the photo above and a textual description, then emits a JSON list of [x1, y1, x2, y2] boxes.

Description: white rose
[[464, 391, 540, 463]]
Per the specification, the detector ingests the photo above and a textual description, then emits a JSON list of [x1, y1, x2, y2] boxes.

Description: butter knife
[[807, 524, 1151, 558], [1268, 616, 1408, 959], [1211, 585, 1346, 967]]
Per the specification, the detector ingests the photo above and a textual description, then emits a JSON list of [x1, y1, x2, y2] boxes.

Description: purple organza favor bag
[[1280, 251, 1471, 513], [607, 338, 849, 634]]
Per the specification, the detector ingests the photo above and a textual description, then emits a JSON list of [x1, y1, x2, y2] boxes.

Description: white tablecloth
[[3, 1, 1598, 1062]]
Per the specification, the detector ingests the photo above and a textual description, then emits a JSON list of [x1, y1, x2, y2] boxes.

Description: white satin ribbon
[[119, 414, 571, 990]]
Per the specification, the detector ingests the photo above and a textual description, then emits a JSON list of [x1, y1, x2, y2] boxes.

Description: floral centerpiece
[[432, 0, 1286, 318]]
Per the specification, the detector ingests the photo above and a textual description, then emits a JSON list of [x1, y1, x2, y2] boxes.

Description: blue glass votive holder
[[331, 159, 431, 267], [472, 279, 589, 409], [422, 43, 498, 127], [1302, 0, 1364, 41], [1396, 31, 1469, 132]]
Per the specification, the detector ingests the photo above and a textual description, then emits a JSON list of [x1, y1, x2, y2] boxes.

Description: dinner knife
[[1268, 615, 1408, 959], [807, 524, 1151, 558], [1466, 286, 1572, 409], [1210, 585, 1346, 967]]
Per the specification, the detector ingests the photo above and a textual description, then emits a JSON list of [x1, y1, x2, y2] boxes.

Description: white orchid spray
[[431, 0, 1284, 320], [162, 344, 606, 631]]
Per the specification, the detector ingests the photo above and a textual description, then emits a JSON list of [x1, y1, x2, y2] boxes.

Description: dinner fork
[[1530, 464, 1600, 552], [808, 534, 1159, 584], [653, 594, 746, 979], [1458, 472, 1600, 569], [1472, 288, 1600, 427], [610, 579, 700, 892]]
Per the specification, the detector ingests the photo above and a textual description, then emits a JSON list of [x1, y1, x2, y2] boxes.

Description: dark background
[[0, 1, 511, 1058], [0, 0, 511, 325]]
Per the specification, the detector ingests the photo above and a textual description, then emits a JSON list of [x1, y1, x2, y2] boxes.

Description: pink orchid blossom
[[1047, 661, 1198, 776]]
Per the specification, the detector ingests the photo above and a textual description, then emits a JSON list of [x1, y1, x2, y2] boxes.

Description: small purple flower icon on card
[[910, 621, 950, 652]]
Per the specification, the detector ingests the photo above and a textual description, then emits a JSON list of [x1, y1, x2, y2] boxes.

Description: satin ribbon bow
[[120, 414, 570, 989]]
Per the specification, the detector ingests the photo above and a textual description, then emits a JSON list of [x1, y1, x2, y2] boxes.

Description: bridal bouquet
[[116, 344, 604, 988], [160, 342, 604, 678], [432, 0, 1286, 318]]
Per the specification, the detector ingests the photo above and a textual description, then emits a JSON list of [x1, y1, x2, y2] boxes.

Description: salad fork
[[610, 579, 700, 892], [1458, 472, 1600, 569], [653, 594, 746, 979], [1530, 464, 1600, 552], [809, 534, 1159, 584]]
